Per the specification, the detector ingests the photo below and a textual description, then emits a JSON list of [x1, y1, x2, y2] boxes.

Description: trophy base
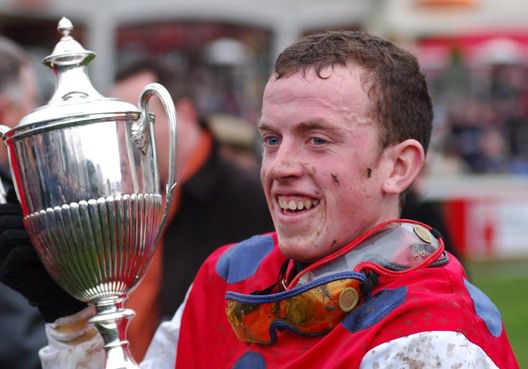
[[89, 299, 140, 369]]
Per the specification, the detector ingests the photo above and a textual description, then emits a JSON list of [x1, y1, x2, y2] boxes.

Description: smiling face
[[259, 65, 406, 262]]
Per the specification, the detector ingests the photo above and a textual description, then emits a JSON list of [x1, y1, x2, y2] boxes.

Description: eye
[[309, 136, 328, 145], [263, 135, 281, 146]]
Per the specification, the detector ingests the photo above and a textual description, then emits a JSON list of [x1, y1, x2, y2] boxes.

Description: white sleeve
[[139, 285, 190, 369], [360, 331, 499, 369], [39, 307, 105, 369]]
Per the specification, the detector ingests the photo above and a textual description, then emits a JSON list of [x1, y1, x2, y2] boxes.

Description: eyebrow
[[258, 120, 342, 135], [257, 121, 272, 131], [296, 121, 329, 131], [296, 121, 346, 139]]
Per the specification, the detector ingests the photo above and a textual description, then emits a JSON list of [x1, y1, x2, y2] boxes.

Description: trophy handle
[[138, 82, 178, 236]]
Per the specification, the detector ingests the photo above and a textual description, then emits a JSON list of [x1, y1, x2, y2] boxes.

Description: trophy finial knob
[[57, 17, 74, 38], [43, 16, 95, 69]]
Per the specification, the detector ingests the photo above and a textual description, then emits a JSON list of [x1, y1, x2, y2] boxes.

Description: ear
[[381, 139, 425, 195]]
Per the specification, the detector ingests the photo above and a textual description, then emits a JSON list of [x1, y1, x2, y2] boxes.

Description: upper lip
[[273, 189, 318, 200]]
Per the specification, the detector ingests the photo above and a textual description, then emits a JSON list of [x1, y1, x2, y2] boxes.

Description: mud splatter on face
[[366, 167, 372, 178], [307, 165, 317, 176], [331, 173, 340, 185]]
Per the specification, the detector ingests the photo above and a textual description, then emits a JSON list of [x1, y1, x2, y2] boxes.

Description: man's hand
[[0, 194, 86, 322]]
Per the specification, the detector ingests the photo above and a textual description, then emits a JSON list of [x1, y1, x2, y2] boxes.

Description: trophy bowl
[[0, 18, 177, 369]]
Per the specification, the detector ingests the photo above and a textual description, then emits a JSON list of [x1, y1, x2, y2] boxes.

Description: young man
[[0, 31, 519, 368]]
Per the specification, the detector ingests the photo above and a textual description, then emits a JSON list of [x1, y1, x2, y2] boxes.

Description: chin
[[277, 239, 321, 263]]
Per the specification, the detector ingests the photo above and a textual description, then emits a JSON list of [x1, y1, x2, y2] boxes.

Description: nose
[[265, 142, 305, 181]]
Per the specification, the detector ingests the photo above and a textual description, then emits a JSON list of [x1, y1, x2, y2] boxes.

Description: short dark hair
[[274, 30, 433, 153], [0, 36, 28, 104]]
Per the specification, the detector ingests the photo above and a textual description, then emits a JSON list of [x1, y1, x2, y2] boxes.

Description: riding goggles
[[226, 220, 445, 345]]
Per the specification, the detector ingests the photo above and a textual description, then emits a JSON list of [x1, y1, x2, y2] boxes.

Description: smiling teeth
[[279, 198, 320, 211]]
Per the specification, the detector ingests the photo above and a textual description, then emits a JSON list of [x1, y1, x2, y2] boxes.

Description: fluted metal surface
[[24, 193, 162, 302]]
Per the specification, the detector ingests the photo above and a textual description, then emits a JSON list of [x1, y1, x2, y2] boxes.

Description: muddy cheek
[[311, 211, 325, 247], [302, 162, 317, 176], [266, 168, 276, 178], [294, 210, 326, 253], [330, 173, 340, 186]]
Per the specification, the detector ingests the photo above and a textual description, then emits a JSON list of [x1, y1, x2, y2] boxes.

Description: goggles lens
[[226, 277, 362, 344]]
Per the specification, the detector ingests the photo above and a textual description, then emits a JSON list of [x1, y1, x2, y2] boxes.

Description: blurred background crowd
[[0, 0, 527, 367], [5, 0, 528, 182]]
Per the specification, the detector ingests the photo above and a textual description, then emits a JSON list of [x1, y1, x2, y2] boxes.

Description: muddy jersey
[[175, 231, 518, 369]]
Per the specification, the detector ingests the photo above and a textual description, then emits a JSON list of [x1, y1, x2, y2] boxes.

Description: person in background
[[109, 59, 274, 361], [0, 36, 38, 201], [0, 31, 519, 368], [0, 35, 46, 369]]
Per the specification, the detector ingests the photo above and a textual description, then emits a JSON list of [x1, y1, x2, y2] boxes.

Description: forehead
[[261, 65, 373, 128], [263, 65, 371, 112]]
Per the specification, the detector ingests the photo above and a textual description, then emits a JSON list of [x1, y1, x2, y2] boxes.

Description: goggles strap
[[360, 271, 379, 296]]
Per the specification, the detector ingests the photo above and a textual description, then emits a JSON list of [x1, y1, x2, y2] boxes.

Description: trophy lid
[[17, 17, 139, 129]]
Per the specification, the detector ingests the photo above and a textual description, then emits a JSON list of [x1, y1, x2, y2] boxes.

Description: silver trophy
[[0, 17, 177, 369]]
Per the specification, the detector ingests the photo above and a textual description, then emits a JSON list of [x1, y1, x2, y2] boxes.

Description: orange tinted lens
[[226, 279, 361, 344]]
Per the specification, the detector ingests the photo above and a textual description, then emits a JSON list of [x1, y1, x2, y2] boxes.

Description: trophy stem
[[89, 298, 140, 369]]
